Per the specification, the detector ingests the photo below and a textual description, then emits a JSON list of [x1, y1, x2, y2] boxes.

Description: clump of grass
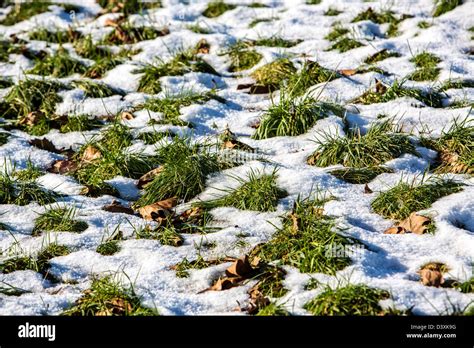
[[364, 49, 401, 64], [422, 117, 473, 174], [453, 277, 474, 293], [325, 25, 349, 42], [137, 130, 175, 145], [0, 132, 9, 146], [327, 37, 364, 52], [222, 41, 262, 72], [253, 196, 354, 274], [371, 177, 463, 220], [0, 243, 70, 275], [202, 1, 236, 18], [187, 23, 212, 34], [74, 35, 113, 61], [135, 223, 184, 246], [251, 58, 296, 90], [418, 21, 432, 29], [83, 56, 123, 79], [304, 284, 395, 315], [352, 8, 397, 24], [286, 61, 340, 97], [439, 79, 474, 91], [0, 78, 64, 120], [63, 276, 157, 316], [256, 303, 290, 316], [306, 0, 322, 4], [0, 169, 58, 206], [433, 0, 463, 17], [325, 8, 342, 16], [174, 254, 216, 278], [102, 22, 169, 45], [135, 137, 231, 206], [134, 50, 219, 94], [27, 47, 87, 78], [330, 166, 393, 184], [60, 115, 102, 133], [29, 27, 81, 44], [351, 79, 444, 107], [308, 121, 417, 168], [96, 241, 120, 256], [0, 1, 79, 26], [33, 207, 88, 235], [408, 51, 441, 81], [254, 36, 302, 48], [253, 266, 288, 298], [249, 17, 273, 28], [14, 160, 43, 181], [98, 0, 161, 15], [72, 80, 117, 99], [73, 123, 159, 189], [196, 169, 287, 212], [252, 90, 336, 139], [141, 90, 225, 125]]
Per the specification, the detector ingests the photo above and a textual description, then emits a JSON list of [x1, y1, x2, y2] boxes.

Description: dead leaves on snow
[[137, 197, 177, 221], [384, 213, 432, 235], [418, 263, 447, 288]]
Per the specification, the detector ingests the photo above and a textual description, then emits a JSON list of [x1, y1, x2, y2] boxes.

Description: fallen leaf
[[137, 167, 163, 189], [338, 69, 357, 76], [48, 159, 78, 174], [138, 197, 177, 221], [103, 200, 135, 215], [81, 146, 102, 163], [225, 255, 253, 278], [290, 213, 299, 235], [419, 269, 444, 287], [384, 226, 407, 234], [209, 277, 242, 291], [364, 184, 373, 194], [20, 111, 44, 127], [195, 38, 210, 54], [398, 213, 431, 234], [375, 78, 387, 94], [120, 111, 134, 120], [29, 138, 63, 153]]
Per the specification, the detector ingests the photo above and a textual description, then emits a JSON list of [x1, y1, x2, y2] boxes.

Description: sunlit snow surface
[[0, 0, 473, 315]]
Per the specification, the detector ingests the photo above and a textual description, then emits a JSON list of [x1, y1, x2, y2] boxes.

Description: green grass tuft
[[29, 27, 81, 44], [351, 79, 444, 107], [14, 160, 43, 181], [135, 137, 231, 206], [371, 177, 463, 220], [286, 61, 340, 97], [134, 50, 219, 94], [253, 195, 354, 274], [308, 121, 418, 168], [222, 41, 262, 72], [408, 51, 441, 81], [137, 130, 175, 145], [72, 80, 118, 99], [352, 8, 397, 24], [33, 207, 88, 235], [364, 49, 401, 64], [433, 0, 463, 17], [202, 1, 236, 18], [63, 276, 157, 316], [329, 166, 393, 184], [251, 58, 296, 89], [256, 302, 290, 316], [196, 169, 287, 212], [327, 37, 363, 52], [96, 241, 121, 256], [27, 47, 87, 78], [252, 90, 339, 139], [59, 115, 102, 133], [325, 26, 349, 42], [102, 22, 169, 45], [254, 36, 302, 48], [325, 8, 342, 16], [0, 1, 79, 26], [98, 0, 161, 15], [304, 284, 395, 315]]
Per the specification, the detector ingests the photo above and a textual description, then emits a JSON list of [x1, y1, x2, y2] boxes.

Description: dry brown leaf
[[225, 255, 253, 278], [81, 146, 102, 163], [120, 111, 134, 120], [137, 167, 163, 189], [103, 200, 135, 215], [375, 78, 387, 94], [290, 213, 299, 235], [48, 159, 78, 174], [195, 38, 210, 54], [236, 83, 255, 90], [398, 213, 431, 235], [364, 184, 373, 194], [20, 111, 44, 127], [138, 197, 177, 221], [419, 269, 444, 287], [104, 18, 120, 27], [384, 226, 407, 234], [338, 69, 357, 76], [210, 277, 242, 291], [29, 138, 63, 153]]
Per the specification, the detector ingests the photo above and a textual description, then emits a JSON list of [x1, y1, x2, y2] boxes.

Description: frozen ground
[[0, 0, 473, 315]]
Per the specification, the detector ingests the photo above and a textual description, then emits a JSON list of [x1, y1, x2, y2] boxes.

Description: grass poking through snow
[[329, 166, 393, 184], [196, 168, 287, 212], [308, 120, 418, 168], [33, 207, 88, 235], [371, 177, 463, 220]]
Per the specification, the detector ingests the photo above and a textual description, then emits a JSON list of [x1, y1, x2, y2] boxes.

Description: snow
[[0, 0, 473, 315]]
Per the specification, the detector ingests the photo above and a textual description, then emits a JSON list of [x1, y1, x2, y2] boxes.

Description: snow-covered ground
[[0, 0, 473, 315]]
